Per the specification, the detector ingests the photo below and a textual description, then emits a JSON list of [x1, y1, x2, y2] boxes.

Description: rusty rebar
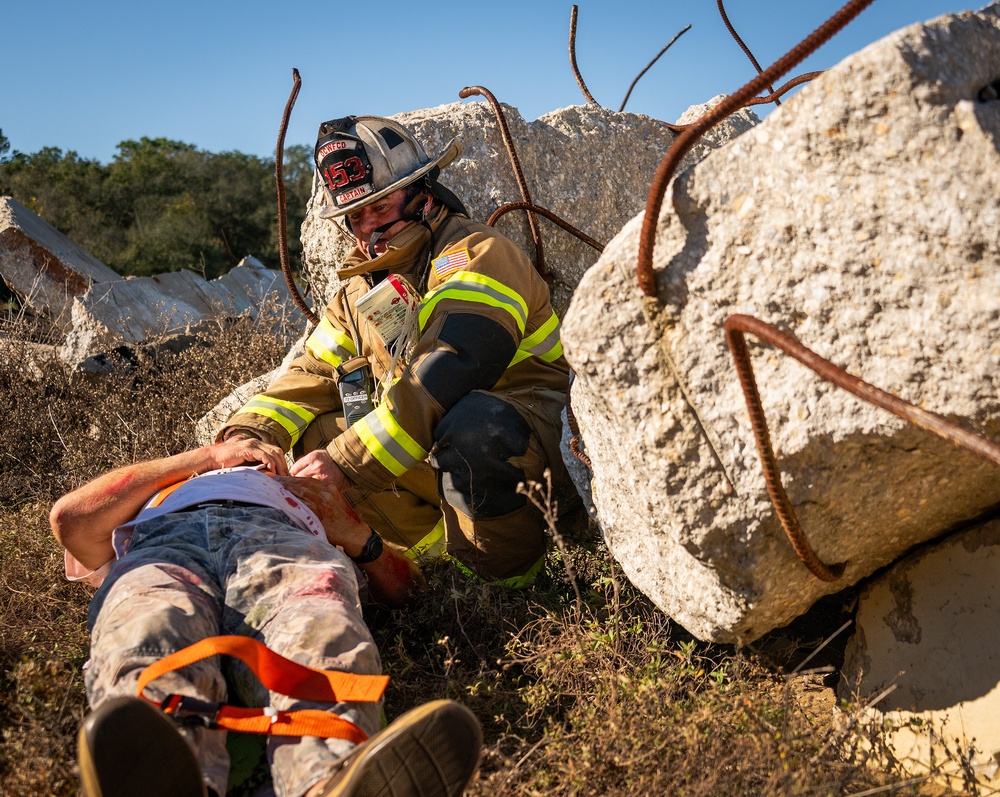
[[725, 314, 1000, 582], [275, 68, 319, 326], [569, 6, 599, 105], [459, 85, 547, 277], [637, 0, 875, 297], [745, 71, 824, 106], [619, 24, 692, 113], [662, 71, 824, 132], [718, 0, 779, 105], [487, 201, 605, 253], [564, 390, 592, 470]]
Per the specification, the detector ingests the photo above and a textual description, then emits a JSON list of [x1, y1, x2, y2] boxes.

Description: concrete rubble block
[[59, 256, 299, 366], [195, 337, 307, 445], [560, 404, 596, 521], [0, 196, 120, 327], [560, 4, 1000, 643], [212, 256, 294, 311], [299, 101, 759, 315], [839, 520, 1000, 792], [194, 368, 282, 446]]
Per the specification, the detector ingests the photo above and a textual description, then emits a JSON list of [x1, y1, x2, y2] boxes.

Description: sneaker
[[77, 695, 208, 797], [318, 699, 483, 797]]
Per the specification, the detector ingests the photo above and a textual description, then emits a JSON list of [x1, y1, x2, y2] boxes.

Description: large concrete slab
[[59, 256, 299, 365], [561, 4, 1000, 642]]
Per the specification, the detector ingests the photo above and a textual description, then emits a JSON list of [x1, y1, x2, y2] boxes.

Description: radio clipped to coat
[[336, 356, 374, 428]]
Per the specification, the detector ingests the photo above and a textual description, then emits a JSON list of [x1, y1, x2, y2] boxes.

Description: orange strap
[[137, 635, 389, 742], [148, 480, 188, 507]]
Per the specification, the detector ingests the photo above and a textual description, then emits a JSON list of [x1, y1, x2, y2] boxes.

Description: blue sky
[[3, 0, 977, 164]]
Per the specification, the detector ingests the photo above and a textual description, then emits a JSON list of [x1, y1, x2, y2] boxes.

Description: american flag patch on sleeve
[[432, 248, 470, 279]]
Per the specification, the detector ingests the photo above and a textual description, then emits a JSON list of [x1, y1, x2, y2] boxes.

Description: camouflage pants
[[85, 505, 382, 797]]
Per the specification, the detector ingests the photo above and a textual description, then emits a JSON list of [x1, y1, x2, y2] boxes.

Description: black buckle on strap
[[160, 694, 223, 728]]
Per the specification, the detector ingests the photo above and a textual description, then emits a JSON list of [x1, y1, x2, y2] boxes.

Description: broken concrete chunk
[[839, 519, 1000, 792], [561, 4, 1000, 642], [0, 196, 120, 327], [59, 256, 300, 367]]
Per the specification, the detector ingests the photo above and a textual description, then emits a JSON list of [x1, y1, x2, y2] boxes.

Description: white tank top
[[113, 466, 327, 558]]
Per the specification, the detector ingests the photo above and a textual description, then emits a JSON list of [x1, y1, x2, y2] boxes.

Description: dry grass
[[0, 308, 970, 796]]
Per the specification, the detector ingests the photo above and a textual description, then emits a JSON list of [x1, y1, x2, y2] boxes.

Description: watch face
[[353, 530, 383, 564]]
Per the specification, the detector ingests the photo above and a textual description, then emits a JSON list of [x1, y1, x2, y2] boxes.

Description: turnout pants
[[301, 387, 576, 586], [84, 505, 381, 797]]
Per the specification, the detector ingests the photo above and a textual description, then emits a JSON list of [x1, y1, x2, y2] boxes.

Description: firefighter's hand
[[290, 449, 350, 491], [209, 436, 288, 475]]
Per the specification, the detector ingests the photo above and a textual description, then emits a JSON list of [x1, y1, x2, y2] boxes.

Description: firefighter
[[218, 115, 573, 587]]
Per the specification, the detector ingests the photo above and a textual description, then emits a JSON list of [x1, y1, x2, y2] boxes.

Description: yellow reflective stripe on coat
[[404, 516, 446, 562], [353, 403, 427, 477], [233, 395, 316, 445], [504, 555, 545, 589], [306, 316, 357, 369], [446, 552, 544, 589], [419, 272, 528, 335], [509, 310, 563, 367]]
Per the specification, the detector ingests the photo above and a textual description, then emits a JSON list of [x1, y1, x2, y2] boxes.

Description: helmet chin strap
[[366, 220, 405, 260], [364, 191, 431, 260]]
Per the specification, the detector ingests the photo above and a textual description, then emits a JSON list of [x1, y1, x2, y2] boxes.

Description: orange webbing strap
[[137, 635, 389, 742], [148, 480, 188, 508]]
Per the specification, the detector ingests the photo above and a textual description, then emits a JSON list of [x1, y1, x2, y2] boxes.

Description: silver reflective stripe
[[363, 410, 425, 473], [510, 312, 563, 366], [237, 397, 315, 442], [306, 317, 356, 369], [523, 318, 562, 359]]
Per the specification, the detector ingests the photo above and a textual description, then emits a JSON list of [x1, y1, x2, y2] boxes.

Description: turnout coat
[[218, 204, 570, 580]]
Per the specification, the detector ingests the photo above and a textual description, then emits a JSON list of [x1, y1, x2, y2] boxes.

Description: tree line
[[0, 128, 312, 280]]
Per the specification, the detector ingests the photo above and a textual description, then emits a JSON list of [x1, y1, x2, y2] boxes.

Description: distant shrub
[[0, 139, 314, 280]]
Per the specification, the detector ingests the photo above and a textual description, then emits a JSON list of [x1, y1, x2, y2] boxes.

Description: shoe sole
[[78, 696, 206, 797], [322, 699, 483, 797]]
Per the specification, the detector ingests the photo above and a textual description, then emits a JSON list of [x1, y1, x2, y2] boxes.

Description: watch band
[[349, 530, 384, 564]]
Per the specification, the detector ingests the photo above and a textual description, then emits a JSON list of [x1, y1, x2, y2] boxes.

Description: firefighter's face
[[345, 189, 411, 257]]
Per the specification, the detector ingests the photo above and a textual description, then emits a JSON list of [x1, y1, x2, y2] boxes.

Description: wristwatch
[[349, 530, 383, 564]]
